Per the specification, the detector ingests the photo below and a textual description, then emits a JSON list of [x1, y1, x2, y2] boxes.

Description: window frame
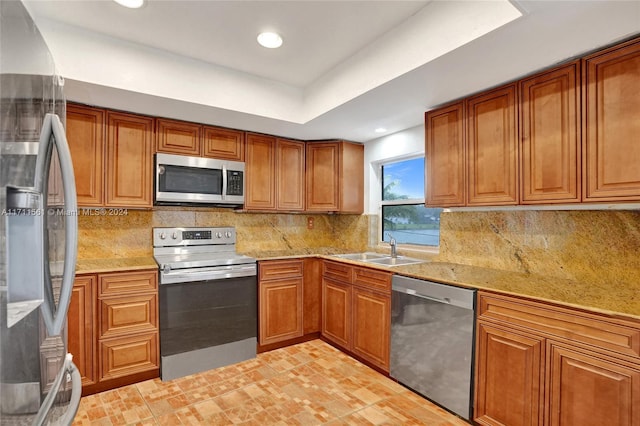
[[378, 155, 440, 249]]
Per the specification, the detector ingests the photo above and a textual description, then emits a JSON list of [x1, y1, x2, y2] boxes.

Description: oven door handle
[[160, 264, 257, 284]]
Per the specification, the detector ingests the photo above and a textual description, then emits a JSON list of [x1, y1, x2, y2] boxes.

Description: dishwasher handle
[[398, 287, 451, 304]]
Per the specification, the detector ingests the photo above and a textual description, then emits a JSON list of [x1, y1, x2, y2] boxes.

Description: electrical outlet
[[307, 217, 314, 229]]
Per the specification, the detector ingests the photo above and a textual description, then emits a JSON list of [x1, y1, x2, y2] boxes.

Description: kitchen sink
[[367, 256, 425, 266], [333, 252, 425, 267], [334, 252, 387, 261]]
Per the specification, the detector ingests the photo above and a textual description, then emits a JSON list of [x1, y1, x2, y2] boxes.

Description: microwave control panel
[[226, 170, 244, 196]]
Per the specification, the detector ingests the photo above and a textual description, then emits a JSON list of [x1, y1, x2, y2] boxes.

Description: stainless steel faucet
[[386, 232, 397, 258]]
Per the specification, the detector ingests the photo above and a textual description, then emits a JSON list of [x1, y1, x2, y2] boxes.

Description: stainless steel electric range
[[153, 227, 257, 381]]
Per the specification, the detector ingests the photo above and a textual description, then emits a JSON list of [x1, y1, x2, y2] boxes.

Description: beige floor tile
[[72, 339, 470, 426]]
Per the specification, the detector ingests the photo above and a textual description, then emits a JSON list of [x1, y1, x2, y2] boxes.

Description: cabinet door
[[202, 126, 244, 161], [276, 139, 305, 211], [339, 142, 364, 213], [584, 39, 640, 201], [105, 111, 153, 207], [306, 142, 339, 212], [546, 343, 640, 426], [475, 322, 544, 426], [303, 258, 322, 335], [245, 133, 276, 210], [520, 62, 580, 204], [351, 287, 390, 372], [67, 104, 105, 207], [321, 278, 351, 350], [67, 275, 97, 387], [425, 102, 466, 207], [467, 85, 518, 205], [99, 332, 159, 381], [259, 278, 303, 345], [155, 118, 201, 156]]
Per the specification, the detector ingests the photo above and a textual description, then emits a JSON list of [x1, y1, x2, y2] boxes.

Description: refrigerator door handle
[[32, 354, 82, 426], [39, 113, 78, 336]]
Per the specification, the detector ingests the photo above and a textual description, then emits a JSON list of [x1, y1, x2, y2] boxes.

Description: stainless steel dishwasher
[[391, 275, 476, 421]]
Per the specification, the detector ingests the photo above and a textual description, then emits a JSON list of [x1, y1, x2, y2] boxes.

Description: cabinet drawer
[[323, 261, 352, 283], [99, 270, 158, 297], [478, 292, 640, 358], [353, 267, 391, 293], [99, 333, 158, 381], [99, 294, 157, 338], [259, 259, 303, 281]]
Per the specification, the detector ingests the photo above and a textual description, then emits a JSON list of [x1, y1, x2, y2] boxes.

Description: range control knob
[[216, 232, 223, 238], [159, 232, 166, 240], [225, 231, 232, 238], [172, 232, 178, 240]]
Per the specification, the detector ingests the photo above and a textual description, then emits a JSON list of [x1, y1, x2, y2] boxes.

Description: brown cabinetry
[[425, 102, 466, 207], [474, 291, 640, 426], [67, 275, 97, 387], [321, 261, 391, 372], [427, 36, 640, 208], [306, 141, 364, 213], [520, 62, 580, 204], [583, 38, 640, 202], [106, 111, 154, 208], [258, 260, 304, 345], [66, 104, 105, 206], [245, 133, 276, 210], [467, 84, 518, 206], [67, 270, 159, 395], [67, 104, 153, 208], [155, 118, 245, 161], [245, 134, 306, 212]]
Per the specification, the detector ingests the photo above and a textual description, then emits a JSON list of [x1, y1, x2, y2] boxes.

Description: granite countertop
[[76, 257, 158, 274], [75, 249, 640, 321], [252, 249, 640, 321]]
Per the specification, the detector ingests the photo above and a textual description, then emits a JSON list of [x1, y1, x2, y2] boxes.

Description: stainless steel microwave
[[154, 153, 245, 207]]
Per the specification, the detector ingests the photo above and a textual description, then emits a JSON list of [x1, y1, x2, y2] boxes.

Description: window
[[381, 157, 442, 246]]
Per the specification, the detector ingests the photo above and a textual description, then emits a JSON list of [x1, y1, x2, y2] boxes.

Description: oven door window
[[159, 276, 257, 357], [158, 164, 222, 195]]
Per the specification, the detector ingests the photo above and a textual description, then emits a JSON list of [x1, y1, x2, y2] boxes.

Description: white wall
[[364, 124, 424, 215]]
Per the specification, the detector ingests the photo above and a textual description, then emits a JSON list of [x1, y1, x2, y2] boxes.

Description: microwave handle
[[221, 164, 228, 199]]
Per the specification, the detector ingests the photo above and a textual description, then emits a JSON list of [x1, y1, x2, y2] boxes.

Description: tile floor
[[72, 340, 470, 425]]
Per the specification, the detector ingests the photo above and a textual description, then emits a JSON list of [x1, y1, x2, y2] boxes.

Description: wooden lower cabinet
[[320, 261, 391, 372], [258, 260, 305, 346], [474, 322, 544, 426], [68, 275, 97, 387], [351, 287, 390, 371], [68, 269, 159, 395], [475, 291, 640, 426], [321, 278, 352, 350], [546, 343, 640, 426]]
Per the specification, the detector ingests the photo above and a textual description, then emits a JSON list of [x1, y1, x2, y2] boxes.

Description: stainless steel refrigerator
[[0, 1, 82, 424]]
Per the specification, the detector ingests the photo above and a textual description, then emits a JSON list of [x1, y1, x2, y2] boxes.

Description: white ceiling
[[22, 0, 640, 143]]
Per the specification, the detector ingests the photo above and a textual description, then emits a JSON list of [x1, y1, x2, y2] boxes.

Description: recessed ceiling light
[[375, 128, 387, 133], [257, 32, 283, 49], [113, 0, 144, 9]]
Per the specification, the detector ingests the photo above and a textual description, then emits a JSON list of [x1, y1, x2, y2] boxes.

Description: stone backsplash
[[437, 210, 640, 285], [77, 208, 369, 259]]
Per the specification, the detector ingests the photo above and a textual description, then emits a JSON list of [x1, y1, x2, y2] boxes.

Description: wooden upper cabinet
[[425, 102, 466, 207], [66, 104, 105, 206], [520, 62, 581, 204], [467, 84, 519, 206], [245, 133, 276, 210], [106, 111, 154, 208], [583, 38, 640, 201], [339, 141, 364, 213], [306, 142, 339, 211], [155, 118, 201, 156], [276, 139, 305, 211], [306, 141, 364, 213], [202, 126, 245, 161]]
